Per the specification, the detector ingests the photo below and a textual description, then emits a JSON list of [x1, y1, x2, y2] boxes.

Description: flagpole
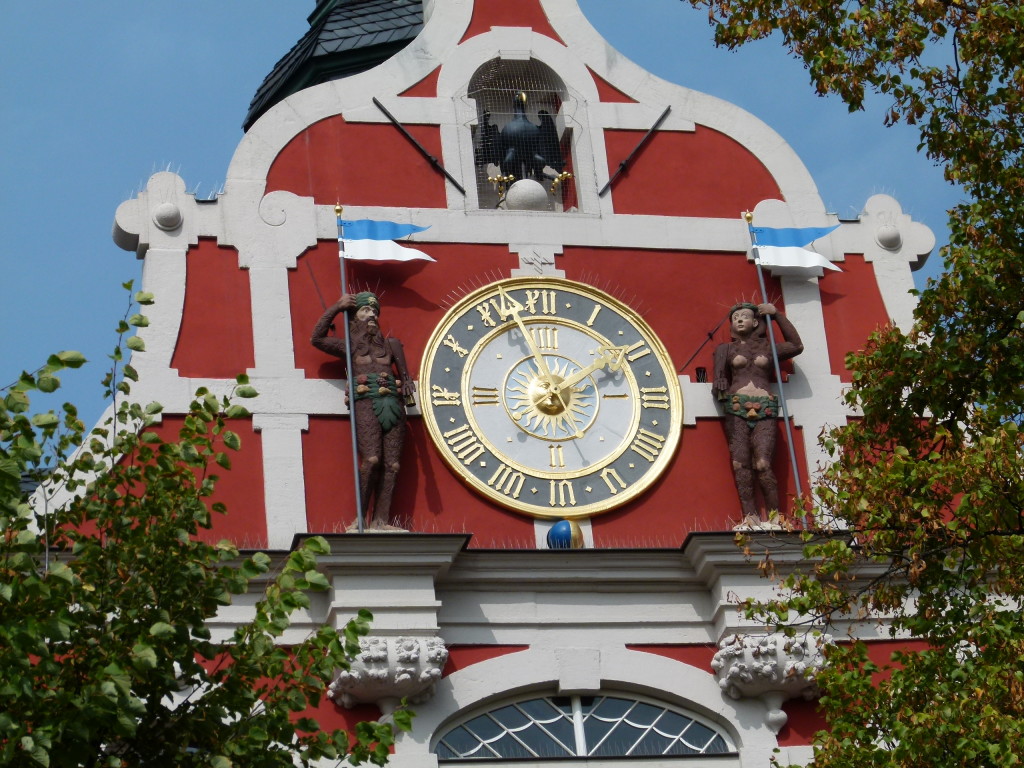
[[336, 204, 365, 533], [743, 211, 806, 508]]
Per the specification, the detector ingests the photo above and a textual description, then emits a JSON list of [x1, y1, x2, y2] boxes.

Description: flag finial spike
[[743, 211, 753, 224], [335, 204, 343, 216]]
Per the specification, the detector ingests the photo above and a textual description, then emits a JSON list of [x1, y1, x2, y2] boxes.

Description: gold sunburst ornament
[[420, 278, 683, 519]]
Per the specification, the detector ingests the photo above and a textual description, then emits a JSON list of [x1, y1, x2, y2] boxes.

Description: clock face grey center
[[465, 320, 639, 475]]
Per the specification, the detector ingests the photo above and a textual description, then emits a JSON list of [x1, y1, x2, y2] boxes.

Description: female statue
[[713, 303, 803, 527]]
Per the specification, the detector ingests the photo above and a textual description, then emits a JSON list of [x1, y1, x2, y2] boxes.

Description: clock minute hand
[[498, 286, 553, 378], [550, 345, 628, 396]]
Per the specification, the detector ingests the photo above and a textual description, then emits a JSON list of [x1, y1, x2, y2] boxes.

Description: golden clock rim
[[419, 277, 683, 520]]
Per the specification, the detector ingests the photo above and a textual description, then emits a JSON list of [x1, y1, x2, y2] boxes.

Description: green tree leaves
[[690, 0, 1024, 765], [0, 294, 407, 766]]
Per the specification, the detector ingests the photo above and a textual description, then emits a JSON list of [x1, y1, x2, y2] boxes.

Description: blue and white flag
[[750, 224, 841, 272], [338, 218, 434, 262]]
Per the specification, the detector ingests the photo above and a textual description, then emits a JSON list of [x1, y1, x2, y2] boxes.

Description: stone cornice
[[292, 532, 471, 575]]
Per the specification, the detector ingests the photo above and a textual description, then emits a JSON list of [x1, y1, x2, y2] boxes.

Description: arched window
[[465, 58, 584, 212], [434, 693, 734, 760]]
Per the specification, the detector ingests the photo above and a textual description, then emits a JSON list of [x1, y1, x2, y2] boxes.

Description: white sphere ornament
[[875, 223, 903, 250], [504, 179, 551, 211], [152, 202, 183, 231]]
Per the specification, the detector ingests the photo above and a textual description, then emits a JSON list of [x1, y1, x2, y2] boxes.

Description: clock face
[[419, 277, 683, 519]]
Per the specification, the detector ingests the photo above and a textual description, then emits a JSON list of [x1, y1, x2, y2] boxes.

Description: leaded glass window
[[434, 693, 733, 760]]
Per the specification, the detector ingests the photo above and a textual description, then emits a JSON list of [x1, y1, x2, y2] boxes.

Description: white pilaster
[[777, 274, 848, 493], [246, 266, 303, 378], [252, 412, 309, 549]]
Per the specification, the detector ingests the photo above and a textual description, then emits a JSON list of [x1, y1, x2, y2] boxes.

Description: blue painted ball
[[547, 519, 584, 549]]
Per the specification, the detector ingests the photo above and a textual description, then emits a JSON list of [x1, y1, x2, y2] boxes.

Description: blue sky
[[1, 1, 957, 429]]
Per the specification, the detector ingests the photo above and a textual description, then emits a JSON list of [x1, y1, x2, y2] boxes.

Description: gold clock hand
[[499, 285, 553, 379], [550, 345, 628, 396], [495, 283, 523, 319]]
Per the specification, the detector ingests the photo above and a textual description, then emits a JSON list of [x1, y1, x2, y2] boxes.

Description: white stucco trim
[[136, 248, 186, 376], [840, 194, 936, 333], [227, 0, 821, 221], [252, 413, 310, 549], [246, 266, 304, 379], [776, 275, 849, 496]]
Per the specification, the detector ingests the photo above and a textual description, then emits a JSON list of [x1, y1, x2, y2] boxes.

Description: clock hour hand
[[498, 285, 553, 379], [550, 345, 628, 397]]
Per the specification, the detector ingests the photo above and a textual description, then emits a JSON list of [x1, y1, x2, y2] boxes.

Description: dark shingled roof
[[244, 0, 424, 131]]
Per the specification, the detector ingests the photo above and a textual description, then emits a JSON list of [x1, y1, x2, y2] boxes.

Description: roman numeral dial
[[420, 277, 683, 519]]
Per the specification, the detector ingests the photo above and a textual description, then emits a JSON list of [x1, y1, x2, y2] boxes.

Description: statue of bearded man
[[312, 292, 412, 529]]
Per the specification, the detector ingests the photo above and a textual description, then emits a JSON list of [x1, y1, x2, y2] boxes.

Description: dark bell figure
[[474, 110, 502, 168], [492, 91, 565, 181], [712, 303, 803, 528], [311, 292, 412, 529]]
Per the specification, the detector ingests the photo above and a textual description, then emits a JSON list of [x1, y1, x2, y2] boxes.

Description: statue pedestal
[[732, 514, 785, 531], [344, 521, 410, 533]]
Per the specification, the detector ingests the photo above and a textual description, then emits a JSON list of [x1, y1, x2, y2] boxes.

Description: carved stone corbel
[[328, 635, 449, 714], [711, 633, 832, 732]]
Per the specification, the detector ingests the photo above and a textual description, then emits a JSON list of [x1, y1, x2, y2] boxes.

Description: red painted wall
[[626, 644, 718, 669], [293, 242, 517, 380], [819, 254, 889, 382], [593, 419, 806, 540], [171, 238, 254, 378], [301, 414, 533, 542], [303, 697, 384, 742], [560, 247, 785, 382], [777, 639, 932, 746], [777, 698, 826, 747], [443, 645, 531, 677], [303, 416, 359, 533], [266, 117, 448, 209], [461, 0, 564, 44], [292, 243, 810, 542], [400, 67, 441, 98], [603, 127, 781, 218], [590, 69, 637, 103]]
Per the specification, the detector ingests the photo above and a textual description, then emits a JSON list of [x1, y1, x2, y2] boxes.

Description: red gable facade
[[104, 1, 935, 763]]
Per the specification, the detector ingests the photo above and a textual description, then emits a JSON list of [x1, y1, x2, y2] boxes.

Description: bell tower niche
[[466, 57, 581, 212]]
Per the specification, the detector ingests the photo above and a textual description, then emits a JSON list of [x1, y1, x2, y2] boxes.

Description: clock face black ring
[[419, 277, 683, 519]]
